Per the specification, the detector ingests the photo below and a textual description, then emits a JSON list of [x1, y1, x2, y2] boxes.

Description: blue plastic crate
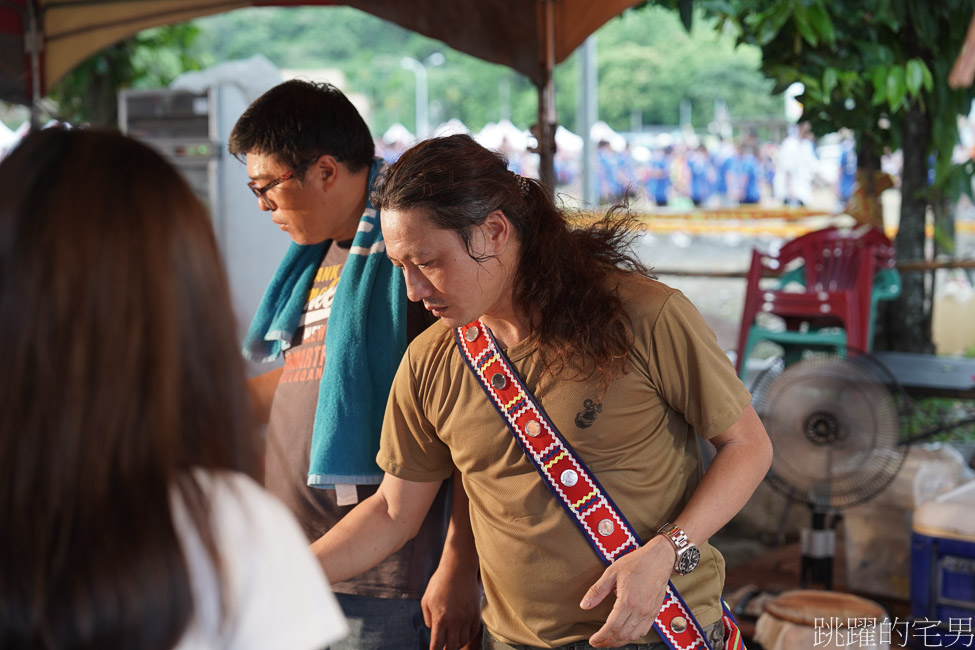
[[910, 482, 975, 648]]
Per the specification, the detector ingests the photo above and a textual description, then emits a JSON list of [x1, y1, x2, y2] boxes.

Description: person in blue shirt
[[739, 145, 762, 205], [711, 140, 740, 206], [646, 145, 673, 207], [687, 144, 713, 207], [597, 140, 623, 204], [839, 139, 857, 204]]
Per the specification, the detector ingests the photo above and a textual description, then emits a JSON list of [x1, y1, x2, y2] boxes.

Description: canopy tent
[[382, 122, 415, 145], [554, 124, 584, 153], [0, 0, 645, 190], [476, 119, 532, 152], [432, 118, 470, 138], [590, 120, 626, 151]]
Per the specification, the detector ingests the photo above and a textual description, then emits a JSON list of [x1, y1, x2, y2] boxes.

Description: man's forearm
[[672, 405, 773, 546], [310, 474, 442, 583]]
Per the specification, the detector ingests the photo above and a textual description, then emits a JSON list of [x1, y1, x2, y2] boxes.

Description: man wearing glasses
[[229, 80, 480, 650]]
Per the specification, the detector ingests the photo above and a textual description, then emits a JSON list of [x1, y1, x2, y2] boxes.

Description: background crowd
[[376, 122, 884, 212]]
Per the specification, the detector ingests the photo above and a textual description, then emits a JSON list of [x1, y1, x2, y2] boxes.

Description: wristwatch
[[656, 523, 701, 575]]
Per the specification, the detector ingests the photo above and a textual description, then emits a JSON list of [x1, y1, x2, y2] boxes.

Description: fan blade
[[754, 355, 906, 509]]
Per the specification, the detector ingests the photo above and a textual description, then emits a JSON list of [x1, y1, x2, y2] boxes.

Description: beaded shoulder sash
[[454, 320, 744, 650]]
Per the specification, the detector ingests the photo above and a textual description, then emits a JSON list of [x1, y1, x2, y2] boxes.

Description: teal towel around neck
[[242, 159, 406, 488]]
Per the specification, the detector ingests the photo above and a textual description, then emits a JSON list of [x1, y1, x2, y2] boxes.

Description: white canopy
[[555, 125, 583, 153], [432, 118, 471, 137], [476, 119, 531, 152], [382, 122, 415, 145], [590, 120, 626, 151]]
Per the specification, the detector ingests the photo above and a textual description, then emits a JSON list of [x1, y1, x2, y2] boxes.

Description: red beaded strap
[[455, 320, 744, 650]]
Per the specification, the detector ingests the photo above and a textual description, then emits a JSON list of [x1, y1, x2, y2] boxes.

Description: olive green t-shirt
[[377, 274, 751, 646]]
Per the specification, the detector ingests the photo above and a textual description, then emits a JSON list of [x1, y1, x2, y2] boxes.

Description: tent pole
[[26, 0, 41, 127], [578, 35, 598, 206], [535, 0, 557, 196]]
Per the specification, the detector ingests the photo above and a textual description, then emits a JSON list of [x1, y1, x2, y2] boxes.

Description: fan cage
[[751, 351, 911, 510]]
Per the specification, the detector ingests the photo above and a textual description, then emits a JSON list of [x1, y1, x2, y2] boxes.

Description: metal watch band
[[657, 522, 700, 575], [658, 522, 691, 551]]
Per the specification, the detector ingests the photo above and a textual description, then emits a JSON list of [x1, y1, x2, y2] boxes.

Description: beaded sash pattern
[[454, 320, 744, 650]]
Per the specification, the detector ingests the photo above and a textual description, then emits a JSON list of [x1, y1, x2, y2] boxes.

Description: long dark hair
[[372, 134, 652, 386], [0, 129, 258, 649]]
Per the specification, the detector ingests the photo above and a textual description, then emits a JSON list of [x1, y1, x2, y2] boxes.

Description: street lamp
[[401, 52, 445, 140]]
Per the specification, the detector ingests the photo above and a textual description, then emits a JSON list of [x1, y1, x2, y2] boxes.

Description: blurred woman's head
[[0, 128, 255, 649]]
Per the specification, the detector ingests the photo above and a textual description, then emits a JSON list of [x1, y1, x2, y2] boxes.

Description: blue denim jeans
[[331, 593, 431, 650], [482, 620, 725, 650]]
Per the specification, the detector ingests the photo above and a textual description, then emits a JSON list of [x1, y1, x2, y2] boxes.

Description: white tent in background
[[590, 120, 626, 151], [432, 118, 470, 137], [382, 122, 415, 145], [475, 121, 502, 149], [476, 119, 531, 152], [555, 125, 583, 153]]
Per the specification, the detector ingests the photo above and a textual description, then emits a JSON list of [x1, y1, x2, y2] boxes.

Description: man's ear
[[479, 210, 512, 256], [314, 154, 341, 191]]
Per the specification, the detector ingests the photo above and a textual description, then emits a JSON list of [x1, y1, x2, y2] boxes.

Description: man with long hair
[[312, 134, 772, 650], [230, 81, 479, 650]]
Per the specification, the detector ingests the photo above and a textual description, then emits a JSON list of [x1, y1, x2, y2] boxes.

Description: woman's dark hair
[[372, 133, 652, 387], [228, 79, 375, 175], [0, 128, 258, 649]]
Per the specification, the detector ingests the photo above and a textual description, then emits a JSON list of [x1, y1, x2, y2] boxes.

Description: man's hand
[[579, 537, 675, 647], [421, 560, 482, 650]]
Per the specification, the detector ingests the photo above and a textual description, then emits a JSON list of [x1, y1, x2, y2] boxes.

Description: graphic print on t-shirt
[[278, 256, 344, 386], [574, 399, 602, 428]]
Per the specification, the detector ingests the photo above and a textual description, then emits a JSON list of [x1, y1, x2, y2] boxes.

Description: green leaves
[[867, 59, 934, 112], [908, 58, 933, 93], [792, 0, 836, 48], [792, 4, 819, 47], [49, 23, 202, 125], [701, 0, 975, 198], [886, 65, 906, 111], [870, 66, 889, 106], [822, 67, 838, 97], [806, 3, 836, 44], [743, 2, 791, 46]]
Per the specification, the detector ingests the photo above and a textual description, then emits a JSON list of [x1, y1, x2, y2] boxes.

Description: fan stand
[[800, 506, 841, 590], [751, 351, 912, 593], [799, 407, 844, 590]]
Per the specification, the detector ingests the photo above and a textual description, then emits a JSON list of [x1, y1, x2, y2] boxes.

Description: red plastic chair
[[735, 226, 896, 376]]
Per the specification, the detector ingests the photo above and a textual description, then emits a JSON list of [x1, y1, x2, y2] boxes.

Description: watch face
[[677, 546, 701, 574]]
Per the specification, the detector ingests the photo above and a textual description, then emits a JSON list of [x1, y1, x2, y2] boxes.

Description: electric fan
[[750, 351, 911, 589]]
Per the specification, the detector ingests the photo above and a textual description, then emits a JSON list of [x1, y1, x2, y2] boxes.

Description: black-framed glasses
[[247, 155, 321, 202]]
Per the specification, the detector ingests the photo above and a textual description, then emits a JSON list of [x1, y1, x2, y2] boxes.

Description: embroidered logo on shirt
[[575, 399, 602, 429]]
